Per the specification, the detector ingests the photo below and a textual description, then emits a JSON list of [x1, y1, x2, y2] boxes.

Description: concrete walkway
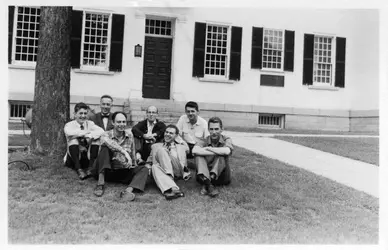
[[224, 130, 379, 138], [225, 131, 379, 198]]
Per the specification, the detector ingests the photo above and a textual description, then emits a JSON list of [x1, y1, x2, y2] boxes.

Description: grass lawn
[[227, 126, 379, 136], [275, 136, 379, 166], [8, 146, 378, 244], [8, 135, 30, 147]]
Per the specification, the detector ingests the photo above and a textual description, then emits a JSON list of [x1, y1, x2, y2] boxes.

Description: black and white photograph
[[5, 0, 387, 248]]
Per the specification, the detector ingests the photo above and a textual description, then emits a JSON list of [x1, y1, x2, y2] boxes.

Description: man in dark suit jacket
[[91, 95, 115, 131], [88, 95, 115, 170], [132, 105, 166, 163]]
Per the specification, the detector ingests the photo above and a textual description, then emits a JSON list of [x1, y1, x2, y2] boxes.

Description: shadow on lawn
[[8, 147, 379, 244]]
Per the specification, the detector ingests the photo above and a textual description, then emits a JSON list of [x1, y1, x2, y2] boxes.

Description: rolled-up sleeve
[[223, 136, 234, 155]]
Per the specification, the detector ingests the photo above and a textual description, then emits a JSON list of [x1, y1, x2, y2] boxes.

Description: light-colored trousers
[[151, 147, 183, 193]]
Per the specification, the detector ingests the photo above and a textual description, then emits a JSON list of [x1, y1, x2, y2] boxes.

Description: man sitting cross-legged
[[92, 111, 149, 201], [192, 117, 233, 197], [146, 124, 191, 200], [64, 102, 104, 180]]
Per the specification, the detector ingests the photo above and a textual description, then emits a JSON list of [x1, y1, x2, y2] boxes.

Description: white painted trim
[[198, 77, 235, 84], [261, 28, 286, 72], [73, 69, 115, 75], [308, 85, 340, 91], [8, 64, 35, 70], [135, 10, 187, 23]]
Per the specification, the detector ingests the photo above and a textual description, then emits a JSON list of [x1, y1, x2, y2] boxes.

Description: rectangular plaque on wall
[[260, 74, 285, 87]]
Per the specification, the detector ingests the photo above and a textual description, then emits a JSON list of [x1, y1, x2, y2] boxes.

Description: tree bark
[[30, 7, 72, 156]]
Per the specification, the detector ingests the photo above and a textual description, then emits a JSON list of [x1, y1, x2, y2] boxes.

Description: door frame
[[143, 15, 176, 100]]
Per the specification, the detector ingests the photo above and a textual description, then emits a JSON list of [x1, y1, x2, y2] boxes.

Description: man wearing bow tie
[[91, 95, 115, 131], [145, 124, 191, 200], [64, 102, 104, 180]]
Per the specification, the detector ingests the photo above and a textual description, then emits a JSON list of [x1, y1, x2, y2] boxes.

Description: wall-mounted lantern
[[134, 44, 142, 57]]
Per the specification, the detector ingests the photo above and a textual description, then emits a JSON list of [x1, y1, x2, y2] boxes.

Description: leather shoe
[[94, 185, 105, 197], [207, 184, 219, 198], [164, 189, 184, 200], [120, 190, 136, 201]]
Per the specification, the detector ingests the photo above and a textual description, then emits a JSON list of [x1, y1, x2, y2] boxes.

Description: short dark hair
[[165, 124, 179, 135], [185, 101, 199, 111], [112, 111, 127, 121], [208, 117, 223, 129], [74, 102, 89, 113], [100, 95, 113, 102]]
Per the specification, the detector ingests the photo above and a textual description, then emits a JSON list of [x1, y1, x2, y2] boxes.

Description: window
[[193, 22, 242, 81], [81, 12, 112, 71], [9, 102, 31, 119], [251, 27, 294, 74], [9, 7, 125, 72], [145, 18, 172, 36], [204, 24, 229, 78], [303, 34, 346, 88], [313, 35, 333, 84], [11, 6, 40, 64], [258, 113, 284, 129], [262, 28, 284, 70]]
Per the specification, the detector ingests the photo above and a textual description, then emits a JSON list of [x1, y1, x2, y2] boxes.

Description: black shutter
[[284, 30, 294, 72], [192, 22, 206, 77], [8, 6, 15, 64], [71, 10, 83, 68], [229, 26, 242, 81], [335, 37, 346, 88], [251, 27, 263, 69], [109, 14, 125, 72], [302, 34, 314, 85]]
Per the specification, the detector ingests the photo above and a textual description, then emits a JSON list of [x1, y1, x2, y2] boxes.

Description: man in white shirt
[[176, 101, 210, 156], [64, 102, 104, 180]]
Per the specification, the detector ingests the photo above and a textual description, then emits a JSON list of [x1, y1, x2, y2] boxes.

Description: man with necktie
[[145, 124, 191, 200], [91, 95, 115, 131], [64, 102, 104, 180]]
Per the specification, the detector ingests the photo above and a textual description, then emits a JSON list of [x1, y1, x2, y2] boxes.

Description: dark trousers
[[134, 137, 153, 161], [93, 146, 148, 192], [66, 145, 99, 170]]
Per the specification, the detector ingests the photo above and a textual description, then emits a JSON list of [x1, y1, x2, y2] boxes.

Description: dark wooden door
[[142, 36, 172, 99]]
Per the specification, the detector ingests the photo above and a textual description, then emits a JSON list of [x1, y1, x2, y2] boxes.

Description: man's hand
[[123, 151, 132, 166]]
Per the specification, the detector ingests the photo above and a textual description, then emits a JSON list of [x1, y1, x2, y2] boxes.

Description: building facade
[[8, 6, 379, 131]]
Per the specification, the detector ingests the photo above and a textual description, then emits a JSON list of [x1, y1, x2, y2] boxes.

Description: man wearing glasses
[[132, 106, 167, 165]]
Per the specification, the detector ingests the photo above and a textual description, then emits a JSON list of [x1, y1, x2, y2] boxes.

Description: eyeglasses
[[147, 111, 157, 114]]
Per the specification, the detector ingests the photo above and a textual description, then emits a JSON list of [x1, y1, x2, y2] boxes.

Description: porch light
[[134, 44, 142, 57]]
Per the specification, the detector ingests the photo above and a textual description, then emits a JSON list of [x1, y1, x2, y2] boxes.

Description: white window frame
[[312, 33, 336, 87], [145, 16, 174, 38], [11, 6, 41, 67], [261, 27, 285, 73], [203, 22, 232, 81], [80, 10, 113, 72]]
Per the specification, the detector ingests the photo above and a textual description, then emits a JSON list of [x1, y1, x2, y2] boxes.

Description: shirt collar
[[111, 130, 130, 140], [147, 119, 157, 125], [184, 115, 199, 126], [206, 134, 225, 146]]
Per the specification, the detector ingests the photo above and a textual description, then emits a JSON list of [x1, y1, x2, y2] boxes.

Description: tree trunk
[[30, 7, 72, 156]]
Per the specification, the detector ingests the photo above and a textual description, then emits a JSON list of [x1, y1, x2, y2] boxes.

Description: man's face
[[164, 127, 177, 143], [74, 108, 88, 124], [113, 113, 127, 132], [100, 97, 113, 115], [185, 107, 198, 123], [209, 122, 222, 141], [146, 106, 157, 123]]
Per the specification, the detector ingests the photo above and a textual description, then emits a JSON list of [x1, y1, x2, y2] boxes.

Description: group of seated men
[[63, 95, 233, 201]]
